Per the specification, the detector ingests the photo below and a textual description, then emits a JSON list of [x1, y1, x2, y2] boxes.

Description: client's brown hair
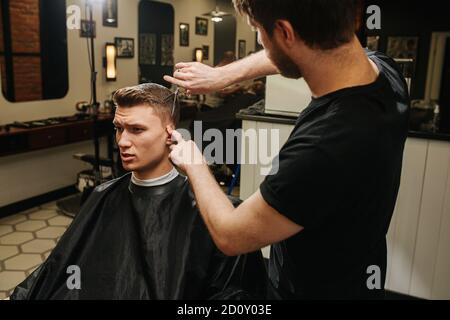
[[113, 83, 180, 126]]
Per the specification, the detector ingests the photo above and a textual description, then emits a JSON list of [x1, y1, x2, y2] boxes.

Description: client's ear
[[166, 124, 175, 145]]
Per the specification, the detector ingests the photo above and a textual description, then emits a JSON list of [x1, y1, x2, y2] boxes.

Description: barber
[[164, 0, 410, 299]]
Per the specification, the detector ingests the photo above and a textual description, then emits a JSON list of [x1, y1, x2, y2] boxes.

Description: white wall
[[0, 0, 256, 207]]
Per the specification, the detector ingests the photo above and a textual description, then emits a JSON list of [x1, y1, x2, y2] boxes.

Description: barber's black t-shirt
[[260, 51, 410, 299]]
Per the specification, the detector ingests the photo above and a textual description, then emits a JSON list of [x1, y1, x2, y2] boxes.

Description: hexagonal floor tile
[[0, 232, 33, 245], [27, 210, 58, 221], [48, 215, 73, 227], [15, 220, 47, 232], [21, 239, 55, 254], [4, 254, 42, 271], [40, 201, 58, 210], [42, 250, 52, 260], [36, 227, 67, 239], [26, 265, 40, 276], [19, 207, 40, 215], [0, 225, 14, 237], [0, 271, 26, 291], [0, 214, 27, 225], [0, 245, 19, 260]]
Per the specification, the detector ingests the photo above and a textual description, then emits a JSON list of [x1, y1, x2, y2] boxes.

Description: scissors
[[165, 87, 180, 144], [168, 87, 179, 118]]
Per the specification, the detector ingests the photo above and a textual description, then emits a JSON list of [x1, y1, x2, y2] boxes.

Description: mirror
[[138, 0, 174, 86], [213, 14, 236, 66], [0, 0, 68, 102], [425, 32, 450, 132], [365, 0, 450, 132]]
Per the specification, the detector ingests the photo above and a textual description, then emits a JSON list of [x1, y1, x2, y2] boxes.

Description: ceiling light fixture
[[203, 5, 231, 23]]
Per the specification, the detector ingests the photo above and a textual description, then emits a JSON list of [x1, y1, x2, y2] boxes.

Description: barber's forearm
[[185, 163, 236, 252], [220, 50, 279, 87]]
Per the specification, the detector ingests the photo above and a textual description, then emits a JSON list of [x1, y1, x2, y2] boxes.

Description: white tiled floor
[[0, 202, 73, 298]]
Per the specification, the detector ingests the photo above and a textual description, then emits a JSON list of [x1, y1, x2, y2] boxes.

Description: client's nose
[[117, 131, 132, 148]]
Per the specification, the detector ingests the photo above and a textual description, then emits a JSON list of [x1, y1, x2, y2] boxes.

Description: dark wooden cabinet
[[28, 127, 66, 150], [0, 134, 28, 155], [67, 122, 94, 143], [0, 115, 114, 157]]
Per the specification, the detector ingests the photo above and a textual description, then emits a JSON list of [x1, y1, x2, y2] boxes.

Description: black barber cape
[[11, 174, 266, 300]]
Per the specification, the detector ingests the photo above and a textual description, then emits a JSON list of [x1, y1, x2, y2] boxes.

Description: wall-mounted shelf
[[0, 114, 114, 157]]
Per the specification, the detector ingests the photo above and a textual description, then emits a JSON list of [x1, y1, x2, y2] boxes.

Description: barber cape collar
[[131, 167, 179, 187]]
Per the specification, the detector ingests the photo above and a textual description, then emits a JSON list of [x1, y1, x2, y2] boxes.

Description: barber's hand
[[163, 62, 229, 95], [167, 127, 206, 173]]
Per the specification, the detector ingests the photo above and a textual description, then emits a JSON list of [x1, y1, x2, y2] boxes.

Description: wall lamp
[[194, 48, 204, 63], [104, 43, 117, 81]]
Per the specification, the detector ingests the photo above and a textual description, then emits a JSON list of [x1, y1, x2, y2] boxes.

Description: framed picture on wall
[[103, 0, 118, 27], [202, 45, 209, 60], [139, 33, 157, 65], [238, 40, 246, 59], [195, 17, 208, 36], [80, 20, 96, 38], [115, 37, 134, 58], [179, 23, 189, 47]]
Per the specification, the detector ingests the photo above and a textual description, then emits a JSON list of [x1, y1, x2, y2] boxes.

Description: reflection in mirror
[[213, 14, 236, 66], [138, 0, 174, 87], [426, 33, 450, 133], [409, 33, 450, 133], [0, 0, 68, 102], [365, 0, 450, 133]]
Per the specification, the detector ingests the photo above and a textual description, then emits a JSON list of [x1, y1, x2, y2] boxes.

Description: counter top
[[408, 130, 450, 142], [236, 113, 297, 125], [0, 114, 114, 157], [236, 112, 450, 142]]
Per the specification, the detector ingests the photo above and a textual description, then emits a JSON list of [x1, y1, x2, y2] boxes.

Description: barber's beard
[[269, 45, 302, 79]]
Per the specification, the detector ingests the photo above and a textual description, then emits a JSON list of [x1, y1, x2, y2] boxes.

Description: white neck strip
[[131, 167, 179, 187]]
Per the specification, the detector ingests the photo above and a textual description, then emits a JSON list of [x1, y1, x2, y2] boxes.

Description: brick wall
[[10, 0, 40, 53], [2, 0, 42, 101], [13, 56, 41, 101]]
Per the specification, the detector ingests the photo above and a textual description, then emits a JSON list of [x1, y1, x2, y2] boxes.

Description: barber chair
[[57, 150, 122, 218], [56, 125, 125, 217]]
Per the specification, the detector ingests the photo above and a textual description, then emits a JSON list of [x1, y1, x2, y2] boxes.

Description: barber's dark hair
[[113, 83, 180, 126], [233, 0, 359, 50]]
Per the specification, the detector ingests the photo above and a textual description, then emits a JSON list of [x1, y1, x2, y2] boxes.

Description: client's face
[[113, 105, 171, 175]]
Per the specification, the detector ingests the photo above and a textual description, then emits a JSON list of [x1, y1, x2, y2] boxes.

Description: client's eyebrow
[[127, 123, 147, 128], [113, 120, 147, 128]]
